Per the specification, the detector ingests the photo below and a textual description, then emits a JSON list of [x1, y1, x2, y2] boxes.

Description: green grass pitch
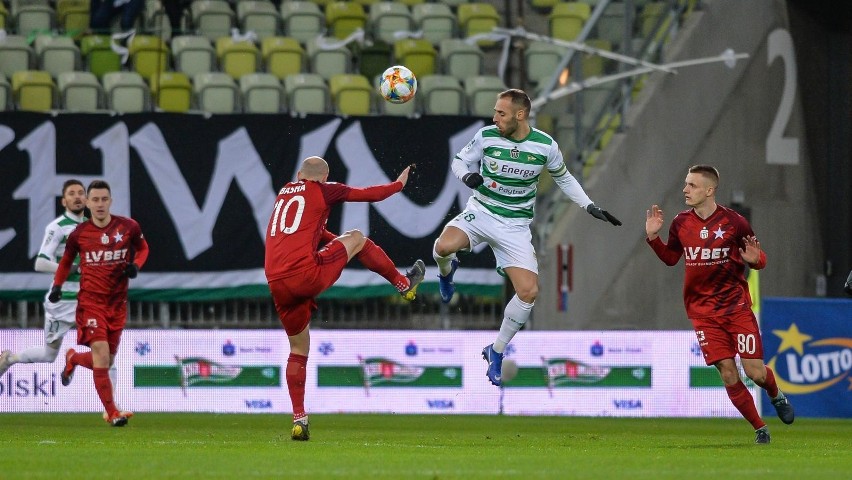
[[0, 414, 849, 479]]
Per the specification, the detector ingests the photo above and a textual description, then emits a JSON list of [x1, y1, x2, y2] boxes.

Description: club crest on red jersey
[[699, 227, 708, 240]]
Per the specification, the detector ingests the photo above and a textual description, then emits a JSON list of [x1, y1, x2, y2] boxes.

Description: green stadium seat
[[549, 2, 590, 41], [329, 73, 372, 116], [239, 72, 284, 113], [238, 0, 280, 41], [393, 38, 436, 78], [279, 1, 325, 43], [353, 40, 391, 80], [193, 72, 239, 113], [35, 35, 81, 78], [80, 35, 121, 79], [0, 35, 35, 79], [216, 37, 260, 80], [418, 74, 464, 115], [457, 3, 500, 47], [172, 35, 217, 77], [191, 0, 235, 42], [150, 71, 192, 112], [325, 1, 367, 40], [12, 70, 55, 112], [103, 71, 149, 112], [262, 36, 304, 80], [439, 38, 483, 81], [58, 71, 102, 112], [464, 75, 506, 118], [369, 1, 413, 44], [284, 73, 329, 115], [411, 3, 455, 46]]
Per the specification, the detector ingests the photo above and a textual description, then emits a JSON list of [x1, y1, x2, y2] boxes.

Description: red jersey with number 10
[[264, 180, 402, 282], [647, 204, 766, 319], [56, 215, 149, 299]]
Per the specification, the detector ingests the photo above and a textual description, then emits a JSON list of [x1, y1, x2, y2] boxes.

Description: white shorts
[[447, 208, 538, 274], [42, 298, 77, 344]]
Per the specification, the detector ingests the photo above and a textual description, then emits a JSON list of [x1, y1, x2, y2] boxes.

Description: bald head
[[298, 156, 330, 182]]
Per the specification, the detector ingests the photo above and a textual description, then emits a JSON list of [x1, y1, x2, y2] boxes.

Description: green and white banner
[[0, 112, 503, 301]]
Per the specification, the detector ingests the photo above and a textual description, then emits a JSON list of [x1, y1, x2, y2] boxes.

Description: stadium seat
[[143, 0, 172, 41], [393, 38, 436, 78], [464, 75, 506, 118], [12, 70, 56, 112], [80, 35, 121, 79], [325, 1, 367, 40], [435, 0, 467, 7], [528, 0, 560, 14], [238, 0, 280, 40], [58, 71, 102, 111], [172, 35, 217, 77], [193, 72, 239, 113], [35, 35, 81, 78], [549, 2, 590, 41], [329, 73, 372, 116], [129, 35, 170, 81], [306, 37, 352, 80], [595, 1, 629, 49], [373, 74, 416, 117], [396, 0, 425, 6], [418, 74, 464, 115], [103, 71, 149, 112], [14, 5, 55, 37], [580, 38, 612, 78], [0, 3, 7, 30], [457, 3, 500, 47], [284, 73, 329, 115], [439, 38, 483, 81], [524, 41, 567, 86], [0, 35, 35, 79], [411, 3, 455, 46], [0, 75, 11, 111], [240, 72, 284, 113], [216, 37, 260, 80], [191, 0, 236, 42], [261, 36, 304, 80], [369, 1, 413, 44], [150, 71, 192, 112], [56, 0, 89, 34], [279, 1, 325, 43]]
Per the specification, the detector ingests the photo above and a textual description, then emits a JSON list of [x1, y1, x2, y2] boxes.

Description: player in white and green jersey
[[0, 180, 117, 396], [431, 89, 622, 387]]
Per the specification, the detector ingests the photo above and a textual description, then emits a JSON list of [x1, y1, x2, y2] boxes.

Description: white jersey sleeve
[[36, 221, 63, 267], [546, 142, 593, 209], [452, 130, 484, 180]]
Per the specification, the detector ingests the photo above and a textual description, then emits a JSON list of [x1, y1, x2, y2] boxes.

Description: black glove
[[586, 203, 622, 226], [462, 173, 484, 189], [125, 263, 139, 279], [48, 286, 62, 303]]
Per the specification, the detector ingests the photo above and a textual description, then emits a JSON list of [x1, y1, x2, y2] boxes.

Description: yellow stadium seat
[[329, 73, 372, 116], [393, 38, 436, 78], [12, 70, 56, 112], [549, 2, 590, 41], [216, 37, 260, 80], [150, 71, 192, 112], [457, 3, 500, 47], [129, 35, 170, 81], [325, 1, 367, 40], [262, 36, 304, 80]]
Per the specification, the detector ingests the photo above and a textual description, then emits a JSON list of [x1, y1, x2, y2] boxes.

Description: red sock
[[93, 367, 117, 417], [357, 239, 408, 292], [286, 354, 308, 422], [725, 381, 765, 430], [73, 351, 93, 370], [753, 366, 780, 398]]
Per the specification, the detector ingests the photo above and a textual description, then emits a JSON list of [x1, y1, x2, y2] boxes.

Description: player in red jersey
[[646, 165, 794, 444], [265, 156, 424, 441], [50, 180, 149, 427]]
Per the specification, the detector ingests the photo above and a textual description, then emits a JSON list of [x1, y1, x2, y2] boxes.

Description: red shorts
[[268, 240, 349, 336], [691, 309, 764, 365], [76, 293, 127, 355]]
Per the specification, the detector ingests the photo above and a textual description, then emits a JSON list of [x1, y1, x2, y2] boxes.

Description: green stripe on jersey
[[473, 198, 534, 219], [482, 172, 538, 187], [483, 146, 546, 166], [549, 163, 569, 177]]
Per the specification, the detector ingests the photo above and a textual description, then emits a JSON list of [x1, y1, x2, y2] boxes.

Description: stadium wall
[[535, 0, 825, 330]]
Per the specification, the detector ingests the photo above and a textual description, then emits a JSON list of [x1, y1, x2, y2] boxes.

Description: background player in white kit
[[0, 180, 119, 400]]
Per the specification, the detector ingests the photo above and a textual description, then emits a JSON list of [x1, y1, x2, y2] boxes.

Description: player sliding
[[431, 88, 621, 387], [265, 156, 424, 441], [646, 165, 794, 444]]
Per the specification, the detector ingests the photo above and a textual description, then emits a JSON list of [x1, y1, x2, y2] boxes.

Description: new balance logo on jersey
[[85, 248, 129, 263], [684, 247, 730, 261]]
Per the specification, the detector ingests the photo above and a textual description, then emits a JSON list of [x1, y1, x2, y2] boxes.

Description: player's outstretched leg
[[481, 343, 504, 386], [61, 348, 77, 386], [292, 419, 310, 441], [754, 426, 770, 444], [771, 393, 795, 424], [400, 260, 426, 301], [437, 259, 459, 304], [0, 350, 12, 377]]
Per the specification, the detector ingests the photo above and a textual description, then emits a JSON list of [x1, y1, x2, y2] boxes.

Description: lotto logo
[[86, 318, 98, 328]]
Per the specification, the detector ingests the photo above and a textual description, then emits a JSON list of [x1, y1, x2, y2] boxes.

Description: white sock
[[109, 364, 119, 408], [14, 345, 61, 364], [433, 240, 457, 277], [493, 295, 534, 353]]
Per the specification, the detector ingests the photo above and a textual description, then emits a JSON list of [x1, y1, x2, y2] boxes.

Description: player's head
[[61, 179, 86, 215], [493, 89, 531, 140], [297, 156, 330, 182], [684, 165, 719, 208], [86, 180, 113, 224]]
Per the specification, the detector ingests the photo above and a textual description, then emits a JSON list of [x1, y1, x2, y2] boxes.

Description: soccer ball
[[379, 65, 417, 104]]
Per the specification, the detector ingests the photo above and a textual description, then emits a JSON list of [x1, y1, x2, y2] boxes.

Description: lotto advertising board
[[1, 329, 767, 417], [760, 298, 852, 418]]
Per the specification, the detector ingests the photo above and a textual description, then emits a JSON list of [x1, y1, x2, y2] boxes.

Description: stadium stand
[[193, 71, 240, 113], [240, 72, 285, 113], [12, 70, 55, 111], [103, 71, 149, 112], [57, 70, 102, 111], [284, 72, 330, 115]]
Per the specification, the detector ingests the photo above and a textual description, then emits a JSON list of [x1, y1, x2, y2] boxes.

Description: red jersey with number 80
[[264, 180, 402, 282], [647, 204, 766, 319]]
